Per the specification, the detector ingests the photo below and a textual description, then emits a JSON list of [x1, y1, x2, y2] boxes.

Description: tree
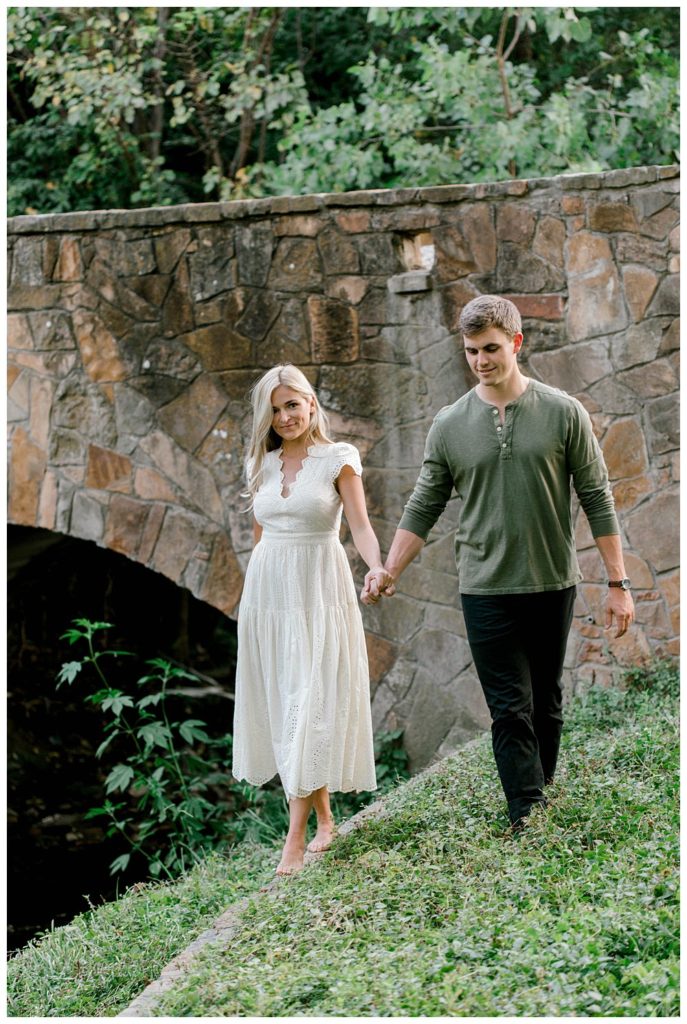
[[7, 6, 679, 215]]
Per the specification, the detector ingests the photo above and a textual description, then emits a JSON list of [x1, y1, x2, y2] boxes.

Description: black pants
[[460, 587, 576, 825]]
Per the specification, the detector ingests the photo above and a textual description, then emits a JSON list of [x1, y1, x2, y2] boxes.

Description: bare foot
[[276, 835, 305, 876], [307, 818, 336, 853]]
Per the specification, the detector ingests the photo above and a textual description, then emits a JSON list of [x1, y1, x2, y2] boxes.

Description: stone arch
[[8, 164, 680, 767]]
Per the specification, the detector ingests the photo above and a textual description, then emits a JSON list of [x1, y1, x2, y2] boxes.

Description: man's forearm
[[594, 534, 627, 580], [385, 528, 425, 580]]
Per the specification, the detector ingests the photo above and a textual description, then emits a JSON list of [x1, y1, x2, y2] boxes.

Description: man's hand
[[605, 588, 635, 638], [361, 567, 396, 605]]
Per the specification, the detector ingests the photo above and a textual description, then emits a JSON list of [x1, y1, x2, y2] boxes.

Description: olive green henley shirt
[[398, 379, 619, 595]]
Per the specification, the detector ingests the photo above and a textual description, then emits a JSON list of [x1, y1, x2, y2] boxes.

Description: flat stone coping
[[116, 796, 387, 1017], [9, 165, 678, 235]]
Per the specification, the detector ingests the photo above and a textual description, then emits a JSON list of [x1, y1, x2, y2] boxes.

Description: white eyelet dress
[[232, 442, 377, 799]]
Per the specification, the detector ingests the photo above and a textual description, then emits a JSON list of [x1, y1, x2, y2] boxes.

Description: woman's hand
[[361, 566, 396, 605]]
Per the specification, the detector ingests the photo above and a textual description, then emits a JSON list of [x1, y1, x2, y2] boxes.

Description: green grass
[[6, 840, 280, 1017], [8, 663, 679, 1018]]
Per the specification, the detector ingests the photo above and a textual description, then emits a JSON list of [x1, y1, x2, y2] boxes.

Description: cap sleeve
[[329, 442, 363, 482]]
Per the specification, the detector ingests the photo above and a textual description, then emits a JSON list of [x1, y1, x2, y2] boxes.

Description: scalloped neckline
[[276, 444, 318, 500]]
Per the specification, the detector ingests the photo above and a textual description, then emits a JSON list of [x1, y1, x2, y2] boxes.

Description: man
[[364, 294, 634, 829]]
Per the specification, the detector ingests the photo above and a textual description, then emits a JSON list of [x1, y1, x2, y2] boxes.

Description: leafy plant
[[57, 619, 241, 879], [55, 619, 406, 877]]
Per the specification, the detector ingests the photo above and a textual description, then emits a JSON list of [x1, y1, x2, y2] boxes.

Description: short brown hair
[[459, 295, 522, 338]]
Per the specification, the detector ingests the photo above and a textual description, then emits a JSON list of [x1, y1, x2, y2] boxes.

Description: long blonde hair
[[243, 364, 334, 506]]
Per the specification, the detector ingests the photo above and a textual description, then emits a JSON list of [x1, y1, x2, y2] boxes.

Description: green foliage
[[8, 7, 678, 214], [56, 620, 240, 880], [7, 845, 279, 1018], [54, 619, 403, 877]]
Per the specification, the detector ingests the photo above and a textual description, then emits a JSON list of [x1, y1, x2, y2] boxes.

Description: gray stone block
[[71, 490, 107, 544]]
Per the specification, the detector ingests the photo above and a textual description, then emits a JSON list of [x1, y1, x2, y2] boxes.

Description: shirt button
[[497, 426, 502, 432], [492, 409, 498, 415], [502, 443, 507, 448]]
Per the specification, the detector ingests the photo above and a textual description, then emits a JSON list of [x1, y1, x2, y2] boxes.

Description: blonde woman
[[232, 364, 393, 875]]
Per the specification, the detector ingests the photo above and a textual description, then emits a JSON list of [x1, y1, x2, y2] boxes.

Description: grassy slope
[[8, 667, 679, 1018]]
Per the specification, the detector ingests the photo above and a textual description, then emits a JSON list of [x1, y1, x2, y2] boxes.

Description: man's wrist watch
[[608, 578, 632, 590]]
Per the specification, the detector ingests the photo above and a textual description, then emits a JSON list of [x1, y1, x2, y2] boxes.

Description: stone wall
[[8, 164, 679, 768]]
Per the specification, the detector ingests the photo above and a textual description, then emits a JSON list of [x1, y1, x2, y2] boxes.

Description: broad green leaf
[[105, 763, 135, 794], [56, 661, 83, 685]]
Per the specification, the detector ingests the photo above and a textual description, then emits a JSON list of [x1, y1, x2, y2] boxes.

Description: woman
[[232, 364, 393, 875]]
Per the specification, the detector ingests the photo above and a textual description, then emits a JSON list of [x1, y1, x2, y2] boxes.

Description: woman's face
[[270, 385, 315, 445]]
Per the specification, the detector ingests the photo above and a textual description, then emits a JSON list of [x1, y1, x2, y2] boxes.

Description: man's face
[[463, 326, 523, 388]]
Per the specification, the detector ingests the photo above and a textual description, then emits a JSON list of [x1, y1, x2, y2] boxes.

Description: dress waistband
[[260, 530, 339, 544]]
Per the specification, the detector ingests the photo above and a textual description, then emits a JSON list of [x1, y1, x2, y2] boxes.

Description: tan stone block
[[72, 310, 127, 383], [669, 607, 679, 636], [61, 465, 85, 483], [669, 225, 679, 251], [606, 627, 652, 667], [178, 322, 252, 371], [37, 470, 58, 530], [335, 211, 370, 233], [496, 204, 536, 243], [638, 205, 679, 240], [149, 507, 208, 583], [134, 467, 178, 503], [659, 570, 679, 608], [9, 370, 30, 417], [618, 557, 655, 589], [506, 293, 565, 320], [439, 280, 480, 332], [8, 313, 33, 350], [461, 204, 496, 272], [617, 358, 678, 398], [138, 431, 224, 522], [562, 196, 584, 215], [532, 216, 566, 267], [268, 237, 323, 291], [566, 232, 612, 274], [634, 599, 672, 639], [7, 364, 21, 389], [199, 530, 244, 616], [138, 503, 166, 564], [308, 296, 360, 363], [665, 637, 680, 656], [365, 633, 399, 686], [668, 254, 680, 273], [589, 202, 639, 232], [325, 276, 369, 305], [157, 374, 228, 453], [659, 318, 679, 355], [601, 418, 648, 479], [29, 377, 54, 449], [274, 215, 323, 237], [13, 350, 78, 378], [625, 489, 679, 572], [154, 228, 191, 274], [86, 445, 132, 493], [621, 265, 658, 322], [104, 494, 149, 557], [9, 427, 46, 525], [53, 238, 83, 281], [567, 265, 627, 342], [529, 339, 611, 392], [612, 475, 653, 512]]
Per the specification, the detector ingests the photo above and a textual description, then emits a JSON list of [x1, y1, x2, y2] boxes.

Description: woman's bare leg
[[307, 786, 336, 853], [276, 794, 313, 875]]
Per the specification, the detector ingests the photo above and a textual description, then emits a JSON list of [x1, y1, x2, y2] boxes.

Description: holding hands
[[361, 566, 396, 605]]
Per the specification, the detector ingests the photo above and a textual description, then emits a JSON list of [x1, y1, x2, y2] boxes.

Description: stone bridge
[[8, 164, 679, 767]]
